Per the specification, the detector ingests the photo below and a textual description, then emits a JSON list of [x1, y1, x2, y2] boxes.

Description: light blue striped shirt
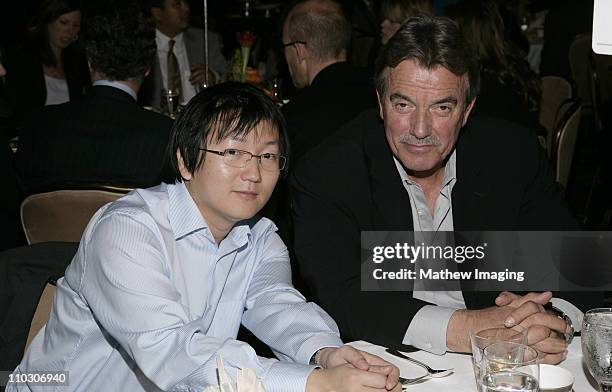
[[10, 182, 342, 391]]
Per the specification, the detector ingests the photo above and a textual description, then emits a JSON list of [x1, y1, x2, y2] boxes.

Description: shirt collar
[[92, 80, 138, 101], [394, 150, 457, 189], [167, 182, 253, 247], [156, 29, 184, 50]]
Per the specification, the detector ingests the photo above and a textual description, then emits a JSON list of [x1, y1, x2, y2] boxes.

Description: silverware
[[399, 374, 429, 389], [386, 348, 454, 378]]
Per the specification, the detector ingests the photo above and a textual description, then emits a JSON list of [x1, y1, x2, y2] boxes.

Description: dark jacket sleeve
[[290, 117, 430, 348]]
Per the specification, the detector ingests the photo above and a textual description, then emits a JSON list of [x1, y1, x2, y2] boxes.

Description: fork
[[399, 374, 429, 389], [386, 348, 454, 378]]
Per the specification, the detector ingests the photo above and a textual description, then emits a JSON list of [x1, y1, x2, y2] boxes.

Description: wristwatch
[[547, 304, 575, 344], [309, 349, 321, 366]]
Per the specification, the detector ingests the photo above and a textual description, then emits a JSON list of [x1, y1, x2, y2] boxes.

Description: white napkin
[[202, 355, 266, 392]]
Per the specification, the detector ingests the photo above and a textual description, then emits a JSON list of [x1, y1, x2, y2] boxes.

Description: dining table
[[350, 336, 598, 391]]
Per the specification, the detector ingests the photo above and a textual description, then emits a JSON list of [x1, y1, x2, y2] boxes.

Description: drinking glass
[[481, 342, 539, 392], [582, 308, 612, 392], [160, 88, 180, 118], [470, 325, 528, 389]]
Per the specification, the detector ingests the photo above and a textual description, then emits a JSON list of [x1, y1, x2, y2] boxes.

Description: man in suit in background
[[16, 2, 173, 195], [291, 15, 586, 364], [139, 0, 229, 108], [281, 0, 377, 161]]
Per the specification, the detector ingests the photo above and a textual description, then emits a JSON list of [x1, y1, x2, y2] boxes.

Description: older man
[[291, 15, 585, 363]]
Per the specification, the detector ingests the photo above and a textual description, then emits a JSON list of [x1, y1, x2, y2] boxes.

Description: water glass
[[160, 88, 180, 118], [582, 308, 612, 392], [470, 325, 528, 388], [481, 341, 539, 392]]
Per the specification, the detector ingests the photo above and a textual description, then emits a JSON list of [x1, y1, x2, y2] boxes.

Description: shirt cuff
[[551, 297, 584, 332], [402, 305, 456, 354], [295, 333, 343, 365], [263, 361, 316, 392]]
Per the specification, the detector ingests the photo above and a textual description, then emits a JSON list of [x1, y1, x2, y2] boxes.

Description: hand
[[317, 346, 400, 390], [189, 63, 215, 85], [306, 365, 402, 392], [447, 292, 554, 352], [493, 292, 568, 363], [495, 292, 568, 364]]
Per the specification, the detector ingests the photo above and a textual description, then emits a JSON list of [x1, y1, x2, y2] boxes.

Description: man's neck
[[156, 26, 182, 39], [307, 53, 346, 85], [92, 73, 141, 94], [408, 167, 446, 216]]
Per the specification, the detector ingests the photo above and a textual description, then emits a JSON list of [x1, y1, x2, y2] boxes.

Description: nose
[[240, 156, 262, 183], [181, 0, 190, 14], [411, 108, 433, 139]]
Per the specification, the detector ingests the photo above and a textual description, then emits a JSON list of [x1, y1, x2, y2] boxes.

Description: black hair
[[29, 0, 82, 67], [167, 82, 290, 183], [82, 2, 156, 81], [374, 14, 480, 105]]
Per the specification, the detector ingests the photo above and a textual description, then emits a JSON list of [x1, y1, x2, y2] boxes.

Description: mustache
[[398, 133, 442, 146]]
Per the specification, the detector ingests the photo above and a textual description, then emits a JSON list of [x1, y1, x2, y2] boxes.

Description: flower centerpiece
[[233, 31, 259, 83]]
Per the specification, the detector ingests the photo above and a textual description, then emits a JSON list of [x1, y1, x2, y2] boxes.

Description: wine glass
[[160, 88, 180, 118], [481, 341, 539, 392], [582, 308, 612, 392], [470, 325, 528, 389]]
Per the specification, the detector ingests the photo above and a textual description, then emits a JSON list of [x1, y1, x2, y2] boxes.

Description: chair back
[[569, 34, 593, 104], [20, 188, 130, 244], [25, 282, 56, 350], [551, 100, 582, 189], [539, 76, 573, 154]]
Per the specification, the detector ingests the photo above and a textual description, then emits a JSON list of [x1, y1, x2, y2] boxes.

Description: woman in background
[[447, 0, 541, 130], [379, 0, 434, 44], [8, 0, 90, 121]]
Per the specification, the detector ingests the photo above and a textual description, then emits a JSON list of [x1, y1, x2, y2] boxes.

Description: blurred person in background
[[139, 0, 229, 107], [15, 1, 173, 194], [447, 0, 540, 130], [380, 0, 434, 44], [7, 0, 90, 123]]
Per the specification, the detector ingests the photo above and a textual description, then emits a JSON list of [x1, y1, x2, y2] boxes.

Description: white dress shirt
[[156, 30, 197, 104], [9, 182, 342, 392], [43, 75, 69, 106], [394, 152, 582, 354]]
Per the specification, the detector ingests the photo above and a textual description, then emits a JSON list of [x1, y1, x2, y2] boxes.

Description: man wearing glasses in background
[[8, 82, 401, 392]]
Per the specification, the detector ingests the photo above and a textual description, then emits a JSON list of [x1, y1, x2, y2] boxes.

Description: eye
[[261, 153, 277, 161], [434, 104, 453, 116], [393, 101, 411, 113], [224, 149, 241, 156]]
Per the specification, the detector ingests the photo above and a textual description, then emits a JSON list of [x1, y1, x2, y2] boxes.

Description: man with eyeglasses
[[9, 82, 401, 392], [281, 0, 376, 160]]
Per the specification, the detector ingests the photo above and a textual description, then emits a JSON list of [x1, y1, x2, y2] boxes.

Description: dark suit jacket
[[282, 61, 377, 161], [138, 28, 228, 108], [6, 42, 91, 124], [290, 109, 578, 348], [16, 86, 173, 194]]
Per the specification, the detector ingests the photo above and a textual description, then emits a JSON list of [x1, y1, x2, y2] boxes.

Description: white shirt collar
[[155, 29, 184, 50], [92, 80, 138, 101]]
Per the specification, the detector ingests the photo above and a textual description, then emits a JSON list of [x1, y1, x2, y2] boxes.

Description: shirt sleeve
[[79, 211, 318, 392], [402, 305, 456, 355], [241, 231, 344, 367]]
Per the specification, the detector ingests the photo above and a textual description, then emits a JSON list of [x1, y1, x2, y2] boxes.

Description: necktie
[[167, 39, 182, 100]]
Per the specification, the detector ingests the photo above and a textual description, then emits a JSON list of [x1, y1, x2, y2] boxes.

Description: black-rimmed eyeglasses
[[282, 40, 307, 49], [200, 148, 286, 172]]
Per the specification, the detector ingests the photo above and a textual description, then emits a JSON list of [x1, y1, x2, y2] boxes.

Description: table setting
[[349, 309, 612, 391]]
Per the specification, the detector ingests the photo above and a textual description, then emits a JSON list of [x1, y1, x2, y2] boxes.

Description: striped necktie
[[167, 39, 182, 100]]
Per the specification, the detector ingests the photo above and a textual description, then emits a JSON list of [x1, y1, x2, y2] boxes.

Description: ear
[[151, 7, 163, 23], [462, 97, 477, 126], [176, 149, 193, 181], [295, 42, 308, 63], [376, 89, 384, 119]]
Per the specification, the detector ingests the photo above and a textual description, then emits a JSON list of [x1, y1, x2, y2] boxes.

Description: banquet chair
[[550, 100, 583, 190], [20, 187, 131, 244], [539, 76, 573, 154], [25, 282, 56, 350]]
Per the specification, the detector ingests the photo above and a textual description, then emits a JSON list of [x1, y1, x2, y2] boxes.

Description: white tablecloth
[[350, 337, 598, 391]]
